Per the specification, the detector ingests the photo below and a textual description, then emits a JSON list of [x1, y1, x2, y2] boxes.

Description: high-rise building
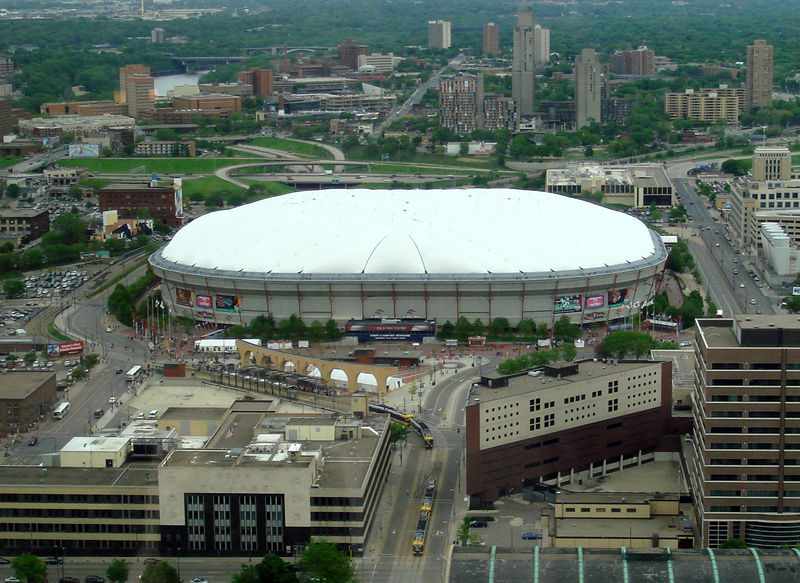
[[664, 87, 741, 124], [237, 68, 274, 98], [746, 39, 774, 110], [126, 75, 156, 119], [439, 74, 478, 135], [575, 49, 602, 129], [534, 24, 550, 66], [118, 64, 151, 106], [690, 315, 800, 548], [752, 145, 791, 181], [482, 22, 499, 56], [0, 98, 13, 136], [512, 9, 536, 118], [427, 20, 451, 49], [0, 55, 14, 79], [610, 46, 655, 76], [337, 39, 370, 70], [150, 27, 166, 43]]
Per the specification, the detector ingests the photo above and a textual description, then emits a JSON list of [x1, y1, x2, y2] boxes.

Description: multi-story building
[[118, 65, 150, 104], [40, 101, 128, 117], [356, 53, 396, 73], [610, 46, 655, 76], [546, 162, 674, 208], [539, 100, 576, 129], [481, 94, 517, 131], [135, 140, 196, 157], [0, 55, 14, 79], [601, 94, 633, 124], [664, 87, 742, 124], [482, 23, 499, 56], [760, 222, 800, 277], [512, 9, 536, 118], [236, 68, 274, 98], [126, 75, 156, 120], [746, 39, 773, 110], [0, 98, 12, 136], [0, 209, 50, 242], [18, 115, 134, 138], [427, 20, 451, 49], [575, 49, 603, 129], [439, 74, 478, 135], [43, 167, 87, 186], [337, 40, 370, 70], [465, 359, 673, 503], [0, 372, 57, 432], [690, 316, 800, 547], [99, 183, 181, 227], [197, 83, 254, 98], [753, 145, 791, 181], [151, 27, 166, 43], [533, 24, 550, 66], [172, 94, 241, 116]]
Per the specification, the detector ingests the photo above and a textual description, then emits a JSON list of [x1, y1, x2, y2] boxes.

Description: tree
[[106, 559, 129, 583], [488, 317, 510, 336], [553, 316, 580, 342], [11, 553, 47, 583], [5, 183, 20, 198], [459, 141, 469, 155], [255, 554, 298, 583], [140, 561, 179, 583], [231, 565, 259, 583], [68, 185, 83, 200], [297, 540, 355, 583], [719, 538, 747, 549], [50, 212, 87, 246], [561, 343, 577, 362], [23, 352, 36, 366], [388, 421, 410, 443], [721, 158, 750, 177], [3, 278, 25, 298], [324, 319, 341, 340], [457, 519, 483, 546]]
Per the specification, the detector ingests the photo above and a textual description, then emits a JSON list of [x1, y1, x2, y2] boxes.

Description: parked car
[[85, 576, 105, 583], [94, 409, 104, 419], [521, 532, 542, 540], [60, 577, 80, 583], [45, 557, 63, 565], [469, 519, 488, 528], [115, 369, 123, 374], [143, 558, 160, 566], [26, 436, 38, 446], [6, 577, 20, 583], [0, 557, 9, 565]]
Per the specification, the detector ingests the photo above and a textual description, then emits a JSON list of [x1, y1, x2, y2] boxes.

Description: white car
[[108, 396, 116, 405], [190, 578, 208, 583], [105, 326, 112, 333]]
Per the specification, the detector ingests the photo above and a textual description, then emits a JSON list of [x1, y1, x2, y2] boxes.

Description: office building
[[0, 55, 14, 79], [197, 83, 253, 98], [465, 359, 673, 503], [337, 40, 370, 70], [689, 316, 800, 547], [236, 68, 274, 98], [0, 209, 50, 243], [439, 74, 478, 135], [99, 183, 182, 227], [0, 372, 57, 432], [746, 39, 773, 110], [151, 27, 166, 43], [356, 53, 396, 73], [575, 49, 602, 129], [546, 162, 674, 208], [0, 97, 12, 136], [610, 46, 655, 76], [40, 100, 128, 117], [664, 86, 743, 124], [534, 24, 550, 66], [427, 20, 451, 49], [483, 23, 499, 56], [135, 140, 196, 157], [126, 75, 156, 119], [753, 145, 791, 181], [118, 64, 150, 104], [172, 94, 242, 116], [512, 9, 536, 118]]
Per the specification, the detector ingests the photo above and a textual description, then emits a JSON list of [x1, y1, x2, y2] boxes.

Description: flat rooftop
[[0, 209, 48, 219], [317, 430, 382, 489], [0, 461, 159, 488], [159, 407, 228, 422], [699, 315, 800, 348], [99, 183, 173, 192], [472, 360, 661, 404], [556, 492, 667, 505], [556, 514, 687, 540], [61, 436, 130, 453], [0, 371, 53, 399]]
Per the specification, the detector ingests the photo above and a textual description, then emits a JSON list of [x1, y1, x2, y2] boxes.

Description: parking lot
[[22, 267, 91, 300], [463, 496, 548, 549]]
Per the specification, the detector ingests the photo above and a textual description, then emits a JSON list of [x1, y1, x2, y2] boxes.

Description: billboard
[[68, 144, 100, 158], [46, 341, 85, 357], [585, 294, 605, 309], [196, 294, 212, 308], [793, 287, 800, 296], [554, 294, 582, 313], [345, 319, 436, 342], [175, 288, 193, 306], [173, 178, 183, 219], [195, 310, 215, 320], [215, 294, 240, 312], [609, 288, 630, 308], [584, 311, 607, 322]]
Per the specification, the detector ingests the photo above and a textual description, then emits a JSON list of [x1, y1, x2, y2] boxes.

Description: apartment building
[[482, 23, 499, 56], [512, 9, 536, 118], [0, 209, 50, 242], [534, 24, 550, 66], [439, 74, 478, 135], [610, 46, 655, 76], [427, 20, 451, 49], [135, 140, 196, 157], [664, 87, 742, 124], [236, 67, 274, 98], [746, 39, 773, 110], [465, 359, 673, 503], [0, 98, 12, 136], [126, 75, 156, 119], [98, 183, 181, 227], [575, 49, 603, 129], [689, 316, 800, 548]]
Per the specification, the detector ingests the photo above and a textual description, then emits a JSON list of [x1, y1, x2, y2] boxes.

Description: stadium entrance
[[345, 318, 436, 343]]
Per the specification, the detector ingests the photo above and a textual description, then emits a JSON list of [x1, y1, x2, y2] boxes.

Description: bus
[[126, 365, 143, 382], [53, 402, 70, 420]]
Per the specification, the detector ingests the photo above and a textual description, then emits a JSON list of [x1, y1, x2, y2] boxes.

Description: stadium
[[148, 188, 668, 330]]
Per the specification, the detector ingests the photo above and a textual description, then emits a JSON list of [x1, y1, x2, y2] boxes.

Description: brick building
[[236, 68, 274, 98], [0, 209, 50, 242], [99, 183, 181, 227], [0, 372, 57, 432]]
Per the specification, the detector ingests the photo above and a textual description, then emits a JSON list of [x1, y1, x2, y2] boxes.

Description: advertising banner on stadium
[[196, 294, 212, 308], [585, 294, 605, 309], [175, 288, 193, 306], [609, 288, 630, 307], [554, 294, 582, 313], [215, 295, 240, 312]]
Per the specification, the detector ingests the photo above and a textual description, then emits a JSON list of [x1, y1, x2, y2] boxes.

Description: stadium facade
[[149, 189, 668, 327]]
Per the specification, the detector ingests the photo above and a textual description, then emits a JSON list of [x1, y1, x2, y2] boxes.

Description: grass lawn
[[59, 158, 262, 174], [0, 157, 22, 169], [247, 137, 331, 159], [181, 176, 247, 199], [239, 180, 294, 197]]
